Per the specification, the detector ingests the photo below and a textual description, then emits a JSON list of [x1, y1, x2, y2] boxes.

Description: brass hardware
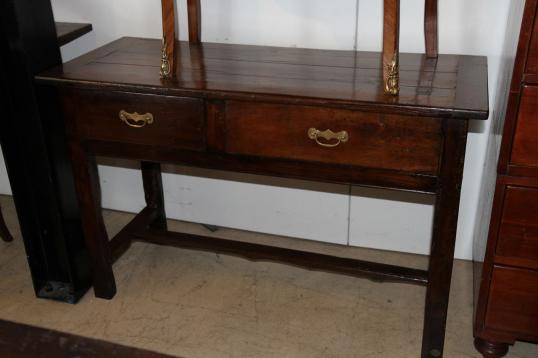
[[119, 110, 154, 128], [308, 128, 349, 148], [160, 38, 171, 78], [384, 53, 400, 96]]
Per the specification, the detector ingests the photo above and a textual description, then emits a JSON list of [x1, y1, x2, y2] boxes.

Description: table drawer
[[485, 266, 538, 338], [496, 185, 538, 265], [68, 90, 205, 150], [511, 86, 538, 170], [225, 101, 442, 174]]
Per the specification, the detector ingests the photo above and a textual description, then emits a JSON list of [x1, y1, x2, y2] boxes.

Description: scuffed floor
[[0, 196, 536, 357]]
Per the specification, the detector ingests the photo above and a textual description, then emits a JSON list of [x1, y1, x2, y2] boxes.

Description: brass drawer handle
[[308, 128, 349, 148], [119, 110, 154, 128]]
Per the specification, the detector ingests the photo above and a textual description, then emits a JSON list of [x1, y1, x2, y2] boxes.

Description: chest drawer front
[[485, 266, 538, 338], [496, 185, 538, 266], [69, 90, 205, 150], [526, 12, 538, 74], [225, 102, 442, 174], [511, 86, 538, 170]]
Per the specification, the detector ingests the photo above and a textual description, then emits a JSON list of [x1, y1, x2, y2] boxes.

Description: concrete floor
[[0, 195, 537, 357]]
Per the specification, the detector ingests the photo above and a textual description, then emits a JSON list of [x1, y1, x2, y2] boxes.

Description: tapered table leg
[[141, 161, 167, 230], [421, 119, 469, 357], [70, 143, 116, 299]]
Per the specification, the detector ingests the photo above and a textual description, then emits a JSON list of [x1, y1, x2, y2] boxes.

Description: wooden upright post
[[383, 0, 400, 95], [161, 0, 176, 78], [187, 0, 202, 43], [424, 0, 439, 58], [425, 0, 439, 58]]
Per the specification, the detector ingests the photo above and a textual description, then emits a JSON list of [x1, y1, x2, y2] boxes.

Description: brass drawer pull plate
[[119, 110, 154, 128], [308, 128, 349, 148]]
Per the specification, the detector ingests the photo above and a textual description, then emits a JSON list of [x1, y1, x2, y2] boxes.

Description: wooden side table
[[37, 3, 488, 357]]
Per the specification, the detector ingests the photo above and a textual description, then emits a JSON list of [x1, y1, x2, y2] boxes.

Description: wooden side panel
[[485, 266, 538, 339], [525, 4, 538, 73], [496, 185, 538, 266], [225, 101, 442, 174], [510, 85, 538, 170]]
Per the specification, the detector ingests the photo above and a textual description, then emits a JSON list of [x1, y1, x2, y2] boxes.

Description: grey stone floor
[[0, 195, 536, 357]]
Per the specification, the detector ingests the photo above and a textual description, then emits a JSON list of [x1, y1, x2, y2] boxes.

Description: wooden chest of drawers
[[474, 0, 538, 356]]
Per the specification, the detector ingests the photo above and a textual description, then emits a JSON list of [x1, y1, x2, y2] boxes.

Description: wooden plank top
[[37, 37, 489, 119], [55, 22, 92, 46]]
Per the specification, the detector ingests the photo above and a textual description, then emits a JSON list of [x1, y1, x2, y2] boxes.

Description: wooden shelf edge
[[55, 22, 92, 47]]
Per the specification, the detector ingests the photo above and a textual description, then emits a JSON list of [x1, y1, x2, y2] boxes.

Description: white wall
[[0, 0, 513, 259]]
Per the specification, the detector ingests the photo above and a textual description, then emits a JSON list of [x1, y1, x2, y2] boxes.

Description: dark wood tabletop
[[37, 37, 489, 120]]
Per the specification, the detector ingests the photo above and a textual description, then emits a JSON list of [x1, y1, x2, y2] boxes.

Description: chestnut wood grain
[[474, 1, 538, 356], [422, 119, 468, 358], [225, 101, 442, 175], [526, 7, 538, 73], [424, 0, 439, 58], [187, 0, 202, 43], [498, 0, 538, 173], [85, 139, 439, 194], [383, 0, 400, 94], [68, 143, 116, 299], [496, 185, 538, 269], [66, 89, 205, 151], [485, 266, 538, 339], [37, 38, 489, 120], [178, 0, 444, 81], [63, 95, 116, 299], [510, 85, 538, 172], [37, 15, 488, 358]]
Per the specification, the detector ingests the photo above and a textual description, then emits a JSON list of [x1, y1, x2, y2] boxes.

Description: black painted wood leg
[[474, 338, 510, 358], [0, 205, 14, 242], [421, 120, 468, 358], [141, 161, 167, 230], [70, 144, 116, 299]]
